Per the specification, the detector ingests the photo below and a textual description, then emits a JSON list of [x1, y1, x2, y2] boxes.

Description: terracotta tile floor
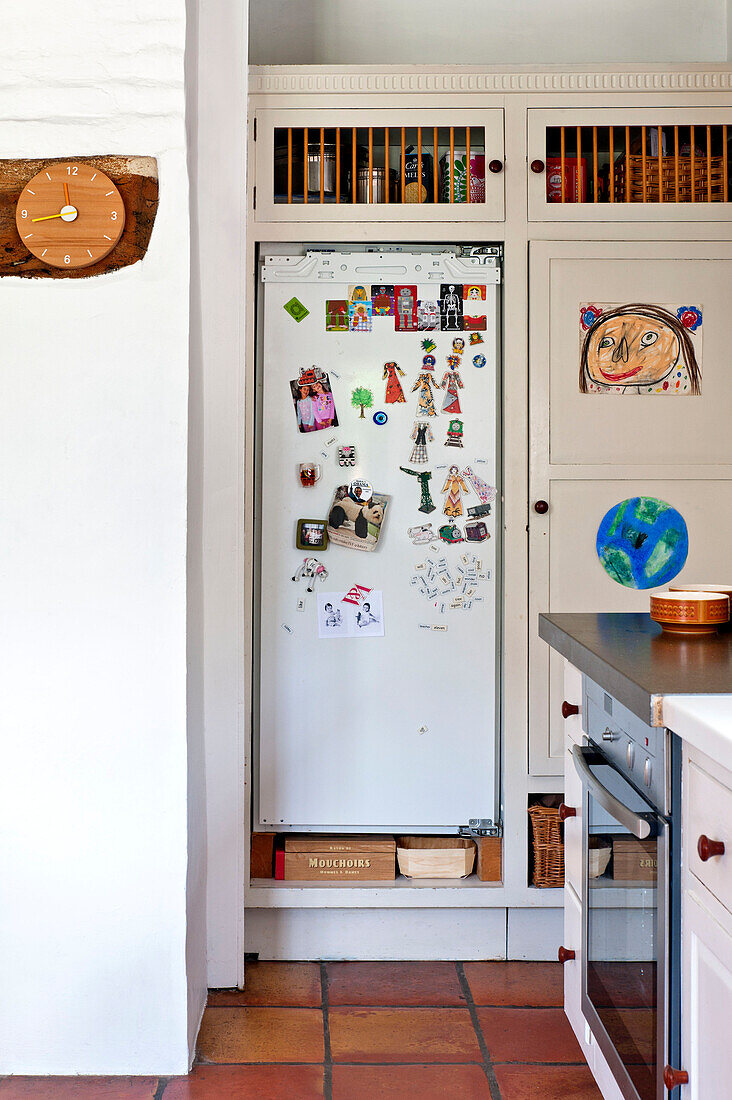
[[0, 961, 604, 1099]]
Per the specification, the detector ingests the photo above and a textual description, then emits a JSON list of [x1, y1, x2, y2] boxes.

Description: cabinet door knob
[[488, 159, 504, 174], [663, 1065, 689, 1089], [558, 946, 576, 964], [559, 803, 577, 822], [698, 834, 725, 862], [534, 500, 549, 514], [530, 159, 545, 173], [562, 700, 580, 719]]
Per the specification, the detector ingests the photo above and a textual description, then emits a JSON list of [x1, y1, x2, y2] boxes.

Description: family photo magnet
[[291, 366, 339, 434], [296, 519, 329, 551]]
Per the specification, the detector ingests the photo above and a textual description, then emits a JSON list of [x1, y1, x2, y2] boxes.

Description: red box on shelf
[[546, 157, 587, 203]]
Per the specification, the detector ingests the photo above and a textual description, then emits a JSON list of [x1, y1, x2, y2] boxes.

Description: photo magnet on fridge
[[439, 284, 463, 331], [394, 285, 418, 331], [327, 483, 390, 552], [291, 366, 339, 433]]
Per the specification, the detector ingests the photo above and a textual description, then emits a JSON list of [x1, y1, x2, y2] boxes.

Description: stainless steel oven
[[572, 690, 681, 1100]]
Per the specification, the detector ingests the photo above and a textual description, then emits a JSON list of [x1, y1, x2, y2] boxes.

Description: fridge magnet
[[444, 418, 464, 447], [469, 331, 484, 346], [468, 503, 492, 518], [347, 478, 373, 503], [579, 303, 702, 395], [472, 354, 486, 369], [463, 314, 487, 332], [395, 285, 418, 331], [298, 462, 321, 487], [422, 354, 436, 371], [464, 285, 486, 301], [292, 556, 329, 591], [452, 337, 466, 356], [440, 369, 464, 414], [446, 354, 461, 370], [337, 445, 357, 467], [351, 386, 374, 419], [327, 484, 389, 552], [373, 410, 388, 425], [296, 596, 306, 612], [596, 496, 689, 589], [283, 296, 310, 323], [442, 465, 470, 517], [383, 361, 406, 403], [326, 300, 348, 331], [464, 519, 489, 542], [400, 467, 436, 514], [409, 420, 433, 464], [291, 367, 339, 433], [349, 300, 372, 332], [407, 523, 436, 545], [372, 284, 394, 316], [317, 596, 350, 638], [421, 337, 437, 354], [296, 519, 329, 552], [439, 522, 464, 544], [417, 300, 441, 330], [462, 465, 496, 505], [412, 372, 439, 417], [439, 284, 463, 331], [355, 593, 384, 636], [342, 583, 372, 606]]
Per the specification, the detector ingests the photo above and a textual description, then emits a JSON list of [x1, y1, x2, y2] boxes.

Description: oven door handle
[[571, 746, 652, 840]]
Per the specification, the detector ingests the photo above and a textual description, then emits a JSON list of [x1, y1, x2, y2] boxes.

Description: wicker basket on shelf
[[528, 804, 564, 888], [613, 154, 726, 203]]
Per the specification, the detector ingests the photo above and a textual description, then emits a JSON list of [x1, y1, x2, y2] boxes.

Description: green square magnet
[[284, 297, 310, 323]]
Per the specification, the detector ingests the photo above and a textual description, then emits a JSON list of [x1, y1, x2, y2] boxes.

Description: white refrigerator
[[255, 246, 500, 831]]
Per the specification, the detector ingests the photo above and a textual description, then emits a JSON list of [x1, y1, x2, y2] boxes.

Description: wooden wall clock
[[16, 163, 126, 269], [0, 155, 158, 279]]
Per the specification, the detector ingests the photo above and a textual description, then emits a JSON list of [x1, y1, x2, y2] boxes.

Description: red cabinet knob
[[488, 159, 504, 174], [558, 946, 576, 964], [534, 500, 549, 514], [698, 834, 725, 862], [663, 1065, 689, 1089], [531, 159, 545, 173], [562, 700, 580, 719], [559, 803, 577, 822]]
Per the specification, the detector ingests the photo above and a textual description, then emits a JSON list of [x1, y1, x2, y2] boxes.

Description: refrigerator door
[[256, 248, 500, 830]]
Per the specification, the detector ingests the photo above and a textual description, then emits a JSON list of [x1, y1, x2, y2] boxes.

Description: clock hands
[[32, 205, 78, 223]]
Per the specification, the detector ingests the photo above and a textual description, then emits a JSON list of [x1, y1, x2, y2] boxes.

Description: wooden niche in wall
[[0, 155, 158, 278]]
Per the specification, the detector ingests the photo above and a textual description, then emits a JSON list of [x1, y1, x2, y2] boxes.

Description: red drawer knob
[[562, 700, 580, 719], [559, 803, 577, 822], [488, 159, 504, 174], [558, 946, 576, 964], [663, 1065, 689, 1089], [534, 499, 549, 514], [531, 159, 545, 173], [698, 834, 725, 862]]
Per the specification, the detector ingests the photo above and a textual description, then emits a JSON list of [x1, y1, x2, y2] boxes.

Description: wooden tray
[[396, 836, 476, 879]]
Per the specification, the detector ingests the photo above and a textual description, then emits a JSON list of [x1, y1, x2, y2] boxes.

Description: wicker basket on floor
[[528, 804, 564, 888]]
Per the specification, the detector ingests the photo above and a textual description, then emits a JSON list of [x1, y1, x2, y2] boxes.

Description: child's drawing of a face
[[586, 312, 679, 387]]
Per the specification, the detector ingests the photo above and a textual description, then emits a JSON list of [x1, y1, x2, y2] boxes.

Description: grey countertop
[[538, 612, 732, 726]]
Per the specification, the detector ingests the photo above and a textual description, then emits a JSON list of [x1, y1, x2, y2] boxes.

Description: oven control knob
[[601, 728, 617, 742], [557, 946, 575, 964], [644, 758, 652, 787], [698, 834, 725, 862], [626, 740, 635, 769], [663, 1065, 689, 1089]]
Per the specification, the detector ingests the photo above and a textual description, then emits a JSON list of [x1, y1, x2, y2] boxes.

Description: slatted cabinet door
[[252, 108, 505, 222], [528, 241, 732, 774], [528, 107, 732, 222]]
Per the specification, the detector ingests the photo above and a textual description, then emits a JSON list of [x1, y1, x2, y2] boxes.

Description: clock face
[[15, 162, 126, 269]]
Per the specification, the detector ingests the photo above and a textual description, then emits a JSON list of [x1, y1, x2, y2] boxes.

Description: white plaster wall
[[249, 0, 728, 64], [0, 0, 197, 1076]]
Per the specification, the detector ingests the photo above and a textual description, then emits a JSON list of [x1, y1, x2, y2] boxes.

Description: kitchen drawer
[[686, 756, 732, 914]]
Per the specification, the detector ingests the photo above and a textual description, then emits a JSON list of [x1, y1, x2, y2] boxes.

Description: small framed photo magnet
[[296, 519, 329, 551]]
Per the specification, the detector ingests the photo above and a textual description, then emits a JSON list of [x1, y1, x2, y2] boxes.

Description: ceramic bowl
[[669, 584, 732, 630], [650, 590, 730, 635]]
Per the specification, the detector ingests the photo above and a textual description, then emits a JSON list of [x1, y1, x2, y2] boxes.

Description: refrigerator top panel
[[255, 248, 500, 831]]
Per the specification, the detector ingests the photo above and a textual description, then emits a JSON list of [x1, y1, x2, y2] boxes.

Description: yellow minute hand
[[32, 208, 77, 223]]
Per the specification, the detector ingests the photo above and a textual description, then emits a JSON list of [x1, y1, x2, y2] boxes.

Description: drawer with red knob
[[687, 757, 731, 911]]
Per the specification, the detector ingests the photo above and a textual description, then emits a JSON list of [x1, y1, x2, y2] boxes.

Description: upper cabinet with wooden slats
[[528, 108, 732, 221], [253, 109, 505, 222]]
